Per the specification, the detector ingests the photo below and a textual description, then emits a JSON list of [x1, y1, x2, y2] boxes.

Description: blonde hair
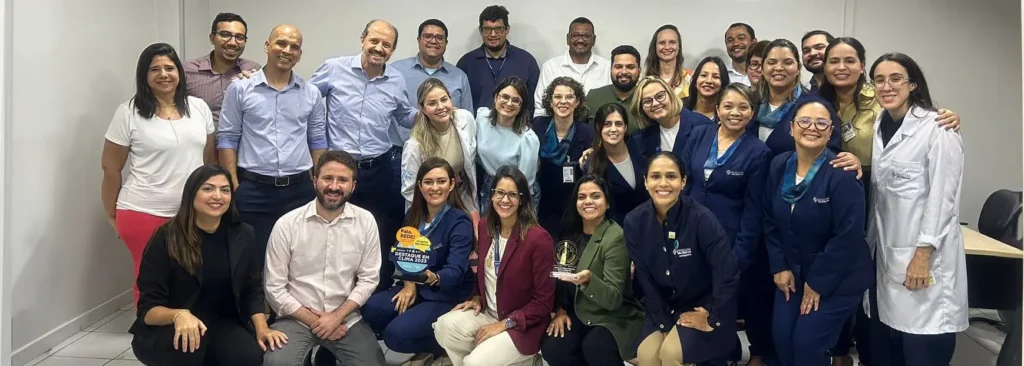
[[410, 78, 453, 158], [631, 76, 683, 129]]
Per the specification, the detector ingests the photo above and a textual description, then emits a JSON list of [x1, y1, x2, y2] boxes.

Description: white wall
[[8, 0, 183, 364], [188, 0, 1022, 228]]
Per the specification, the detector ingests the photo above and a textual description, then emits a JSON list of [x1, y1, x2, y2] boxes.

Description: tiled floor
[[22, 305, 1008, 366]]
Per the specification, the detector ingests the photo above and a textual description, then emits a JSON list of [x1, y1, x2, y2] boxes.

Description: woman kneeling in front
[[540, 175, 645, 366], [130, 165, 286, 365], [364, 157, 475, 365], [625, 152, 740, 366], [434, 165, 555, 366], [763, 99, 873, 366]]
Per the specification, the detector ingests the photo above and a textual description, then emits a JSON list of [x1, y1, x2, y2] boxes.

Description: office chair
[[968, 189, 1023, 331]]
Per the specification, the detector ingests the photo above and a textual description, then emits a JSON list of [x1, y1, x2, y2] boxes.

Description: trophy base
[[551, 271, 580, 281], [393, 272, 429, 284]]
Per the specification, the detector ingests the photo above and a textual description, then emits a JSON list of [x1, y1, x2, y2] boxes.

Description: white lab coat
[[867, 105, 967, 335], [400, 108, 478, 212]]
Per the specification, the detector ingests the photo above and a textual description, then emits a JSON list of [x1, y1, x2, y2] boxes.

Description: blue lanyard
[[492, 237, 503, 271], [486, 56, 507, 81]]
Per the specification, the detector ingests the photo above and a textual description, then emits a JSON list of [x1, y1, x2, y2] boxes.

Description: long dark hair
[[485, 165, 539, 240], [488, 76, 532, 134], [869, 52, 937, 114], [557, 175, 613, 242], [132, 43, 190, 119], [818, 37, 868, 110], [589, 103, 631, 177], [756, 39, 802, 103], [684, 56, 732, 111], [406, 157, 470, 228], [159, 164, 239, 275], [644, 25, 685, 89]]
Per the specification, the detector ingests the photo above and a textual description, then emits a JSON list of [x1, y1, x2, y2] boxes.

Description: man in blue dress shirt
[[217, 24, 327, 257], [456, 5, 539, 115], [309, 19, 418, 293]]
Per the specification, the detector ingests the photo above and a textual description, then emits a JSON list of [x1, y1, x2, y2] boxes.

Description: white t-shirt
[[104, 96, 214, 217], [612, 154, 636, 189], [660, 122, 680, 152], [484, 235, 509, 313], [758, 103, 781, 142]]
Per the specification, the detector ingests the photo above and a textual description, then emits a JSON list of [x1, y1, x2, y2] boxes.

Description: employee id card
[[841, 123, 856, 142], [563, 165, 575, 183]]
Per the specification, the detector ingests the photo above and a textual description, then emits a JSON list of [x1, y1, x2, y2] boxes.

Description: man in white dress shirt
[[263, 150, 386, 366], [533, 17, 610, 116], [724, 22, 756, 86]]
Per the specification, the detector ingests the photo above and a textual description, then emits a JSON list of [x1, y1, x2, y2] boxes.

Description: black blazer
[[128, 220, 264, 350]]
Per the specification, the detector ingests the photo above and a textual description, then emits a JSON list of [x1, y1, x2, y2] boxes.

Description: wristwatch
[[504, 317, 517, 330]]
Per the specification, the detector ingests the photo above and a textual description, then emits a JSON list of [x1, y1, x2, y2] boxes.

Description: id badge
[[841, 123, 856, 142], [562, 165, 575, 183]]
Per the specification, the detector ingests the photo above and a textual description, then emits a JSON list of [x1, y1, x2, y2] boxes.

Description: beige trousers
[[636, 327, 686, 366], [433, 309, 541, 366]]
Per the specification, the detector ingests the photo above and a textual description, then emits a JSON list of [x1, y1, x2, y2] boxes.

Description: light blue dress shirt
[[309, 55, 418, 160], [388, 54, 474, 147], [216, 69, 328, 176]]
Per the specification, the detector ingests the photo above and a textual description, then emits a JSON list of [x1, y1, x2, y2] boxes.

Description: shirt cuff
[[276, 301, 301, 318], [308, 138, 328, 151], [215, 138, 240, 150], [917, 234, 939, 246]]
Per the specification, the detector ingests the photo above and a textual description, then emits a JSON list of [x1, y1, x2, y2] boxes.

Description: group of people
[[99, 5, 969, 366]]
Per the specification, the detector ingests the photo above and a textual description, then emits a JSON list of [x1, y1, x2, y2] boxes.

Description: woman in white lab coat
[[867, 52, 965, 366]]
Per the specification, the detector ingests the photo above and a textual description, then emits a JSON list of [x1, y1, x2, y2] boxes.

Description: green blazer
[[571, 219, 645, 358]]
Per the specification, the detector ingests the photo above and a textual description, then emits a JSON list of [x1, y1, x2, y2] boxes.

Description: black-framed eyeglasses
[[569, 33, 594, 40], [420, 34, 447, 43], [492, 189, 521, 202], [480, 26, 507, 35], [215, 31, 247, 42], [793, 117, 832, 131]]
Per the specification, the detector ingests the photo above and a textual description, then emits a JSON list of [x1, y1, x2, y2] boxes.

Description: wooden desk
[[963, 226, 1024, 259]]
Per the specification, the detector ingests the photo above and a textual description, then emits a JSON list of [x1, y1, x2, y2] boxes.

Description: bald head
[[265, 24, 303, 72]]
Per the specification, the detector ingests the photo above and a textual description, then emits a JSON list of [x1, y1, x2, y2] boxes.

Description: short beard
[[613, 78, 637, 93], [316, 190, 347, 211]]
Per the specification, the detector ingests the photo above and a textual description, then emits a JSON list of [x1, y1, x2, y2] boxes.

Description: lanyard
[[492, 237, 503, 271], [486, 56, 507, 82]]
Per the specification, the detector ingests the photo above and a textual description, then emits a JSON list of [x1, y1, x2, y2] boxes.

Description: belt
[[356, 150, 393, 169], [237, 168, 310, 187]]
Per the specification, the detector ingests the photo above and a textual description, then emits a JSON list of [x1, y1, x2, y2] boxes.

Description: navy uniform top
[[749, 94, 843, 157], [636, 109, 715, 160], [623, 197, 739, 362], [585, 140, 648, 226], [763, 151, 873, 298], [401, 207, 476, 302], [682, 124, 772, 270], [531, 117, 594, 235]]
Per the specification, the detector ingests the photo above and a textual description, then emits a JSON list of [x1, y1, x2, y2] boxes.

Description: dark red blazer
[[473, 219, 555, 355]]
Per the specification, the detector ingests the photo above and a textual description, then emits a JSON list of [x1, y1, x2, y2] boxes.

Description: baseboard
[[10, 289, 132, 366]]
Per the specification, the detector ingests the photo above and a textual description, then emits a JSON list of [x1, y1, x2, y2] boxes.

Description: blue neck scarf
[[540, 120, 576, 165], [781, 151, 827, 204], [418, 203, 451, 238], [704, 129, 746, 170], [756, 87, 803, 129]]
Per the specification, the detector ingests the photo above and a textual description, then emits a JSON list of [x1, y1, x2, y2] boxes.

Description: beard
[[612, 76, 637, 93], [316, 188, 348, 211], [485, 42, 505, 53]]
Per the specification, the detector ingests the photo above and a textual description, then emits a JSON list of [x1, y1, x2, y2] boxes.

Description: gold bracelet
[[171, 309, 189, 323]]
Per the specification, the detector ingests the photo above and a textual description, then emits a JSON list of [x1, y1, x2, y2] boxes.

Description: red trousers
[[115, 209, 169, 305]]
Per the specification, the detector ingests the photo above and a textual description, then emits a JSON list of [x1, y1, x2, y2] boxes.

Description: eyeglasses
[[480, 26, 507, 35], [420, 33, 447, 43], [871, 74, 910, 88], [747, 61, 762, 70], [641, 90, 670, 108], [793, 117, 833, 131], [492, 189, 521, 202], [499, 93, 522, 106], [215, 31, 247, 43], [552, 94, 577, 103], [419, 178, 451, 187], [569, 33, 594, 40]]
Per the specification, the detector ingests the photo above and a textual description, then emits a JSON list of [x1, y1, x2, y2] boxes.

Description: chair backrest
[[978, 189, 1024, 249]]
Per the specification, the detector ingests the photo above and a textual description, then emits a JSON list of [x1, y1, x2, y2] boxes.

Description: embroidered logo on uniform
[[892, 171, 912, 180], [725, 170, 744, 176], [673, 248, 692, 257], [813, 197, 830, 204]]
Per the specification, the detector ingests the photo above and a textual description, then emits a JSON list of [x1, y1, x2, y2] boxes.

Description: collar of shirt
[[559, 49, 600, 69], [302, 200, 356, 224], [413, 54, 449, 73], [197, 51, 247, 73], [349, 54, 392, 80], [250, 68, 303, 90], [477, 43, 512, 59]]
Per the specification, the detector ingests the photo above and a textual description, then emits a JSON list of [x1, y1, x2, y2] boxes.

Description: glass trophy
[[550, 240, 580, 280]]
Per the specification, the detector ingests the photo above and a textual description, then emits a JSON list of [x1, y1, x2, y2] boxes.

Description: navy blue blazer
[[748, 94, 843, 157], [682, 124, 772, 270], [624, 197, 739, 363], [636, 109, 715, 160], [401, 207, 475, 302], [585, 142, 648, 226], [532, 117, 595, 235], [763, 151, 873, 298]]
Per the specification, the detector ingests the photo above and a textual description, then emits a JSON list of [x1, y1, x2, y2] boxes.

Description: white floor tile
[[46, 332, 90, 354], [84, 311, 124, 332], [120, 303, 135, 311], [952, 333, 997, 365], [33, 357, 109, 366], [94, 311, 135, 333], [22, 353, 50, 366], [104, 360, 144, 366], [53, 332, 132, 359], [116, 348, 137, 360]]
